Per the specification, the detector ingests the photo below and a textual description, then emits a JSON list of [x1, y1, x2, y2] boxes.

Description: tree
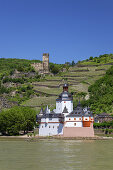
[[51, 65, 60, 74], [71, 60, 75, 66], [88, 65, 113, 114], [89, 56, 93, 60], [0, 106, 36, 136]]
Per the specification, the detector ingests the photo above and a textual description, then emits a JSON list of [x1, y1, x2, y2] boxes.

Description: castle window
[[53, 126, 54, 128], [69, 118, 71, 120], [49, 126, 50, 128], [42, 126, 43, 128], [85, 118, 88, 120], [74, 123, 76, 126], [79, 118, 81, 120], [74, 118, 76, 120]]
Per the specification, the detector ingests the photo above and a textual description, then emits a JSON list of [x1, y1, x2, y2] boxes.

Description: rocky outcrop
[[0, 96, 18, 112]]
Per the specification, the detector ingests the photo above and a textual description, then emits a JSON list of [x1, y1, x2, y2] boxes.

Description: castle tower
[[43, 53, 49, 73], [56, 84, 73, 114]]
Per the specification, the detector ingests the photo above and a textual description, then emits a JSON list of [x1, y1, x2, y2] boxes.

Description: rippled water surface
[[0, 138, 113, 170]]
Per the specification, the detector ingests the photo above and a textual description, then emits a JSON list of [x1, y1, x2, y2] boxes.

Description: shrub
[[0, 106, 36, 136]]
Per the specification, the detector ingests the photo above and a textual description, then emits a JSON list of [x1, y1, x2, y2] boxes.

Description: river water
[[0, 138, 113, 170]]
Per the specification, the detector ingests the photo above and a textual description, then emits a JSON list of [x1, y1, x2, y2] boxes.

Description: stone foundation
[[63, 124, 94, 137]]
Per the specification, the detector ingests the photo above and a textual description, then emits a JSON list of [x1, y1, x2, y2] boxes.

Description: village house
[[36, 84, 94, 137], [94, 113, 113, 123]]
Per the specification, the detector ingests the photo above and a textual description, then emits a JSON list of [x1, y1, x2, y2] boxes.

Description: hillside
[[22, 54, 113, 113], [0, 54, 113, 114], [0, 58, 41, 75], [88, 65, 113, 114], [78, 53, 113, 65]]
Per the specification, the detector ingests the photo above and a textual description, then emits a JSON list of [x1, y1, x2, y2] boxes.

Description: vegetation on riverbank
[[0, 106, 36, 136]]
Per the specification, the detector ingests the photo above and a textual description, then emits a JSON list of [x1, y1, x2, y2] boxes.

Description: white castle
[[36, 84, 94, 137]]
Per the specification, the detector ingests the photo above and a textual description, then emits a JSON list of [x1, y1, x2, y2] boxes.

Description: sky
[[0, 0, 113, 64]]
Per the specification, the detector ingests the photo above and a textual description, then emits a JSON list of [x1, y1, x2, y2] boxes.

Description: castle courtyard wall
[[63, 124, 94, 137]]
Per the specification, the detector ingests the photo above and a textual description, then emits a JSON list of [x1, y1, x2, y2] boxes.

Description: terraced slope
[[22, 63, 112, 110]]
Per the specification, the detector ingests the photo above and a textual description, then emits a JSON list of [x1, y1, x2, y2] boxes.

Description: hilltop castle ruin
[[31, 53, 49, 74]]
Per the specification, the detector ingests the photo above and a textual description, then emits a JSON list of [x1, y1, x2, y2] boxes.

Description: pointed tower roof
[[39, 108, 44, 115], [56, 84, 73, 101], [62, 106, 68, 113], [40, 108, 43, 113], [44, 105, 50, 114], [50, 110, 55, 114]]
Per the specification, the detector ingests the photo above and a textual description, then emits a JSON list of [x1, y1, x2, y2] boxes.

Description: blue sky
[[0, 0, 113, 64]]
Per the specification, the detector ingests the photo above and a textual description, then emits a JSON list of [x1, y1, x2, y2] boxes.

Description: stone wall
[[31, 53, 49, 74], [31, 63, 43, 73], [63, 123, 94, 137], [43, 53, 49, 73]]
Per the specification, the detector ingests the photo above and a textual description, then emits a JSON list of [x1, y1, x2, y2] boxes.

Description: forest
[[87, 65, 113, 114]]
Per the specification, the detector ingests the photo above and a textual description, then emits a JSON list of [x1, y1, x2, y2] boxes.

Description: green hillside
[[87, 65, 113, 114], [78, 53, 113, 65], [0, 54, 113, 114], [0, 58, 41, 76], [22, 55, 113, 113]]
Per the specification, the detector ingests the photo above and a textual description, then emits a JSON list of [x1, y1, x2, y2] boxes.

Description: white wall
[[56, 100, 73, 114], [56, 101, 62, 113], [62, 101, 73, 113], [65, 116, 83, 127], [65, 121, 83, 127], [39, 117, 63, 136], [41, 117, 59, 123], [39, 123, 63, 136]]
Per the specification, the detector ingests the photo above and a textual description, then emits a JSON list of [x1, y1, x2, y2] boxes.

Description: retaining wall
[[63, 124, 94, 137]]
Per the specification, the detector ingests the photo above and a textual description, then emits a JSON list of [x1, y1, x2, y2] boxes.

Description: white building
[[36, 84, 94, 137]]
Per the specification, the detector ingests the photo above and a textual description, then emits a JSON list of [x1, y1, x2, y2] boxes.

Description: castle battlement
[[31, 53, 49, 74]]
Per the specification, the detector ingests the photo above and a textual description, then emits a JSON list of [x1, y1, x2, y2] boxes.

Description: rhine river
[[0, 138, 113, 170]]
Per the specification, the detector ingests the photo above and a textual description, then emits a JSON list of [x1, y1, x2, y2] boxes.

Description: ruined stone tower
[[43, 53, 49, 73], [31, 53, 49, 74]]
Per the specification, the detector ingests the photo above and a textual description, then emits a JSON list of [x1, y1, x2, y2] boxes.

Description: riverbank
[[0, 135, 113, 140]]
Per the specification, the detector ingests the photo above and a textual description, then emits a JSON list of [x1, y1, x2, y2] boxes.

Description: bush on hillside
[[88, 65, 113, 114], [49, 64, 60, 74]]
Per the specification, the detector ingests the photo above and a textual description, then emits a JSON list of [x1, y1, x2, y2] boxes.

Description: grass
[[44, 75, 62, 80], [79, 58, 113, 65], [34, 86, 62, 95], [70, 84, 89, 93], [22, 96, 56, 107], [33, 81, 62, 86]]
